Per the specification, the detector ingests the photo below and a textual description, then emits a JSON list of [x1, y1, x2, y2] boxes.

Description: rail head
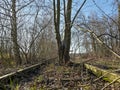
[[0, 58, 57, 81]]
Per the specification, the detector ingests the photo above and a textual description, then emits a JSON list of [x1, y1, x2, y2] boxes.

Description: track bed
[[18, 63, 120, 90]]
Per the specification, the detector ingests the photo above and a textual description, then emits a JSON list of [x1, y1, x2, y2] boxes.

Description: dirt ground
[[18, 63, 120, 90]]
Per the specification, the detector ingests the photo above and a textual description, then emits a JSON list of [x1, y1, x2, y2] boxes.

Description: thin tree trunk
[[64, 0, 72, 64], [53, 0, 64, 65], [118, 2, 120, 52], [11, 0, 22, 65]]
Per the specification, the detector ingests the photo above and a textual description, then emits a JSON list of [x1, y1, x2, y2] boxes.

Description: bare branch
[[16, 0, 34, 12], [71, 0, 87, 26], [73, 24, 120, 59], [2, 0, 11, 7], [0, 5, 11, 12], [28, 17, 52, 51], [0, 12, 11, 17], [97, 33, 120, 40], [92, 0, 118, 25]]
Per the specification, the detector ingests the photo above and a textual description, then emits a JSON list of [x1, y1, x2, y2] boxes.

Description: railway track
[[0, 58, 57, 90], [18, 61, 120, 90], [0, 58, 120, 90]]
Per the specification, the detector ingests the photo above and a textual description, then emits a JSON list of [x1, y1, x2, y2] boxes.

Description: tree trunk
[[53, 0, 73, 65], [53, 0, 64, 65], [64, 0, 72, 64], [53, 0, 86, 65], [91, 34, 96, 55], [11, 0, 22, 65], [118, 2, 120, 52]]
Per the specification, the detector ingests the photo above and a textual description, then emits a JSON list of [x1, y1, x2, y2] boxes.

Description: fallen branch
[[73, 25, 120, 59], [84, 64, 120, 83]]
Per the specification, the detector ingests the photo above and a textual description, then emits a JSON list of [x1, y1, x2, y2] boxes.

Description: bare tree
[[11, 0, 22, 65], [53, 0, 87, 65]]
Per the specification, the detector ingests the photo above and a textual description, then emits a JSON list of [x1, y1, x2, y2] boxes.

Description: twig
[[73, 25, 120, 59], [101, 77, 120, 90]]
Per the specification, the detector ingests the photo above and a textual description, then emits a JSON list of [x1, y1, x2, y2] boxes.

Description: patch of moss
[[103, 77, 109, 81], [84, 85, 91, 90], [37, 75, 44, 82]]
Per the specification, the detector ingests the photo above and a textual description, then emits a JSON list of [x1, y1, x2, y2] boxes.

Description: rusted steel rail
[[0, 57, 57, 88]]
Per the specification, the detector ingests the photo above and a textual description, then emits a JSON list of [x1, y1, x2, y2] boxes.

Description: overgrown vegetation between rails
[[15, 63, 120, 90]]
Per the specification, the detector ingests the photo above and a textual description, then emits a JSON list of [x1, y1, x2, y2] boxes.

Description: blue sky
[[73, 0, 117, 18]]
